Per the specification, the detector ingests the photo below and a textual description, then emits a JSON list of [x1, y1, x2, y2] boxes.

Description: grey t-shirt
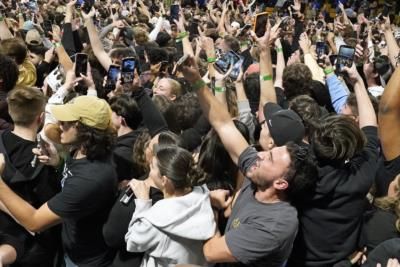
[[224, 146, 298, 267]]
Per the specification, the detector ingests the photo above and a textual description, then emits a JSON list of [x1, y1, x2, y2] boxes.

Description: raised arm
[[381, 17, 400, 68], [254, 21, 279, 107], [180, 56, 248, 165], [82, 8, 112, 71], [0, 155, 61, 233], [379, 67, 400, 160], [274, 38, 285, 88], [0, 16, 14, 40], [343, 64, 377, 128]]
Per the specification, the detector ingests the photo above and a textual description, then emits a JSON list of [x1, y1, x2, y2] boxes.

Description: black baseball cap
[[263, 102, 305, 146]]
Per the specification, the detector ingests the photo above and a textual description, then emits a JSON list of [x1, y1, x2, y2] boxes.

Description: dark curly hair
[[0, 54, 19, 92], [173, 92, 202, 131], [76, 122, 116, 161]]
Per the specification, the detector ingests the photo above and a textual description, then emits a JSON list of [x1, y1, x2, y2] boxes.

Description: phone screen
[[316, 42, 326, 57], [215, 51, 241, 74], [75, 53, 88, 77], [337, 45, 355, 72], [108, 66, 120, 83], [254, 13, 268, 38], [230, 57, 244, 80], [170, 5, 180, 23], [76, 0, 84, 7], [121, 58, 135, 84]]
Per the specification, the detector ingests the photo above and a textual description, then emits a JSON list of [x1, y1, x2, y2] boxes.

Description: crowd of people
[[0, 0, 399, 266]]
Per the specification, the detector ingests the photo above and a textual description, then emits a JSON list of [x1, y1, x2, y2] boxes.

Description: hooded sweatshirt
[[125, 185, 216, 267]]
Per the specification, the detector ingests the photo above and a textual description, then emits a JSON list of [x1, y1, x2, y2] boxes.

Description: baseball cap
[[263, 102, 305, 146], [51, 96, 112, 130], [25, 29, 42, 46]]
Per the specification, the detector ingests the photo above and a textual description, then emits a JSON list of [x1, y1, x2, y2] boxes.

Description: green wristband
[[191, 79, 206, 92], [276, 47, 283, 53], [178, 31, 189, 39], [207, 57, 217, 63], [53, 42, 62, 48], [260, 75, 273, 81], [214, 86, 226, 93], [324, 67, 334, 75], [0, 16, 3, 22]]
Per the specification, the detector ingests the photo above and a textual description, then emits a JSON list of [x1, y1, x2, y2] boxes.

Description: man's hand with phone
[[342, 63, 363, 85], [32, 136, 60, 167]]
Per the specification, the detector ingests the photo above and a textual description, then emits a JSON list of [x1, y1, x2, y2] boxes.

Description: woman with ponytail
[[125, 145, 216, 267]]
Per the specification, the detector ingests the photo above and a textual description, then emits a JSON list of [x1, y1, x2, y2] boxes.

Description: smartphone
[[230, 57, 244, 80], [329, 54, 337, 66], [316, 41, 326, 63], [82, 0, 94, 14], [105, 65, 121, 92], [336, 45, 355, 72], [254, 12, 268, 38], [176, 54, 190, 68], [75, 53, 89, 77], [215, 50, 242, 74], [75, 0, 84, 8], [11, 0, 17, 10], [43, 20, 53, 39], [121, 57, 135, 84], [170, 4, 180, 23], [316, 20, 324, 30], [238, 24, 252, 37]]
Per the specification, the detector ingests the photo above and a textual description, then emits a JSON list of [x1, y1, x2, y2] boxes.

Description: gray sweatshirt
[[125, 185, 216, 267]]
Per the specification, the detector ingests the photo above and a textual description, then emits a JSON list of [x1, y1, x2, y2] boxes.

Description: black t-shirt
[[374, 154, 400, 197], [361, 208, 400, 251], [103, 186, 163, 267], [288, 126, 379, 267], [3, 130, 36, 177], [48, 156, 117, 267]]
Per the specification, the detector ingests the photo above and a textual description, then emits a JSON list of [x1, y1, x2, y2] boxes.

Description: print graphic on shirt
[[232, 218, 241, 229], [61, 163, 73, 188]]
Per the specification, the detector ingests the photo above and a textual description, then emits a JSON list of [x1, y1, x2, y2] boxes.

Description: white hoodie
[[125, 185, 216, 267]]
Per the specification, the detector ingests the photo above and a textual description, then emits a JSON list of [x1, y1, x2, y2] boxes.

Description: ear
[[169, 94, 176, 101], [273, 178, 288, 191], [268, 138, 275, 150], [39, 112, 45, 124], [120, 117, 127, 127]]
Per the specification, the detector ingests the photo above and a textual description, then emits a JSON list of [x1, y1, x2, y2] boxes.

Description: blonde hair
[[167, 78, 182, 98], [8, 87, 45, 126]]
